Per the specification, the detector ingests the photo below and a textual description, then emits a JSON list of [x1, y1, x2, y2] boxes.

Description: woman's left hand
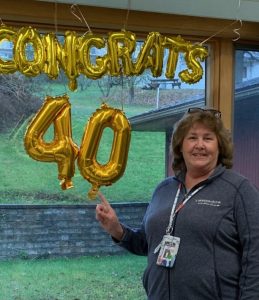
[[96, 191, 124, 241]]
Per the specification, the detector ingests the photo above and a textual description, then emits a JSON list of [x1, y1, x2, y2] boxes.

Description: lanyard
[[166, 183, 204, 234]]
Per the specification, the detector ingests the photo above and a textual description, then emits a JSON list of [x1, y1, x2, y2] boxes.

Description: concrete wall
[[0, 203, 148, 260]]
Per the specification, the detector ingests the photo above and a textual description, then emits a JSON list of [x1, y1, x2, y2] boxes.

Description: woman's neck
[[185, 168, 214, 190]]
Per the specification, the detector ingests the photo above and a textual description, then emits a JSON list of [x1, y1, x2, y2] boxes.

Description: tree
[[0, 73, 41, 133]]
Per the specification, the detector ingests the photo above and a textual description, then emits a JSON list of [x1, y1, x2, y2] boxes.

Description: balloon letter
[[78, 33, 108, 79], [134, 32, 164, 77], [107, 31, 136, 76], [0, 25, 16, 73], [24, 95, 79, 190], [56, 31, 79, 91], [14, 27, 44, 76], [42, 32, 60, 79], [163, 35, 184, 79], [179, 44, 208, 83]]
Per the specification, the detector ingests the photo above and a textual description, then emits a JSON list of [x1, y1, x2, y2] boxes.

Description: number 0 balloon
[[77, 103, 131, 200]]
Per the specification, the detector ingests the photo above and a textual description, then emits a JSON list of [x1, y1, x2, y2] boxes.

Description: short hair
[[171, 110, 233, 173]]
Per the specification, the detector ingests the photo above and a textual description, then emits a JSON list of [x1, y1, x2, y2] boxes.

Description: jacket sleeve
[[111, 205, 149, 256], [235, 179, 259, 299], [114, 222, 148, 256]]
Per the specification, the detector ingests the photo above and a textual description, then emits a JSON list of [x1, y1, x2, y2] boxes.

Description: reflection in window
[[0, 37, 206, 204], [234, 49, 259, 188]]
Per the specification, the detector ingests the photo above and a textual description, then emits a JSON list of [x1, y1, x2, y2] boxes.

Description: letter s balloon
[[179, 44, 208, 84]]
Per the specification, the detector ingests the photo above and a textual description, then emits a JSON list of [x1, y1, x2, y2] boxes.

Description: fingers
[[95, 205, 105, 221], [97, 191, 110, 207], [96, 191, 115, 227], [97, 191, 111, 214], [96, 204, 106, 223], [96, 192, 110, 222], [96, 202, 107, 215]]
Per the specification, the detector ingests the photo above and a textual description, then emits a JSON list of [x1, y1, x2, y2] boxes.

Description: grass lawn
[[0, 83, 165, 204], [0, 254, 147, 300]]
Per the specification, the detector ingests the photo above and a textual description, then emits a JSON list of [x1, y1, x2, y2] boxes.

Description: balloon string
[[123, 0, 131, 30], [233, 0, 242, 42], [54, 1, 58, 34], [120, 67, 124, 111], [71, 4, 92, 34], [199, 20, 240, 45], [200, 0, 242, 45], [232, 19, 242, 42]]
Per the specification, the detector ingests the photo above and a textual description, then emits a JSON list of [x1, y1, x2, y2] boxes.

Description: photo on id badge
[[157, 236, 180, 268]]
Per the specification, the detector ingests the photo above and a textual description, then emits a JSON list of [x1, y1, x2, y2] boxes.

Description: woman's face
[[181, 122, 219, 174]]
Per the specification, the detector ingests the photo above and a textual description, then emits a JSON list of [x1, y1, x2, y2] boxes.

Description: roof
[[129, 99, 204, 132], [129, 76, 259, 132]]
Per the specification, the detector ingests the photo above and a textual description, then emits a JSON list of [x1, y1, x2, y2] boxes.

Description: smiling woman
[[1, 3, 259, 300], [181, 122, 220, 186], [173, 108, 233, 185], [96, 107, 259, 300]]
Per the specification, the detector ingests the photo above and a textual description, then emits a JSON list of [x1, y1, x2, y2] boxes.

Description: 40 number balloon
[[24, 96, 131, 200]]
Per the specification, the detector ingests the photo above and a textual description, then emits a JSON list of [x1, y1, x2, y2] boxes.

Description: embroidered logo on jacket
[[195, 199, 221, 207]]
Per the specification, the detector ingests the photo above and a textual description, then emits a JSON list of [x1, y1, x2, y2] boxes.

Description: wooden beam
[[1, 0, 259, 42], [218, 39, 234, 131], [206, 38, 234, 131]]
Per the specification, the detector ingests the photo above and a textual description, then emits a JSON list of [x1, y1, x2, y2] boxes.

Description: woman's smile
[[182, 122, 219, 173]]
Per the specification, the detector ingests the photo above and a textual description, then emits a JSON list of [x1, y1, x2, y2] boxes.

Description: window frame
[[2, 1, 259, 130]]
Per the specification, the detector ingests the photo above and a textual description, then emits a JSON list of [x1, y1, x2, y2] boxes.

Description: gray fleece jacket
[[117, 164, 259, 299]]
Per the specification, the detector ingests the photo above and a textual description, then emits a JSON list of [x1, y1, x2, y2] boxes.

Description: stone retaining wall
[[0, 203, 148, 260]]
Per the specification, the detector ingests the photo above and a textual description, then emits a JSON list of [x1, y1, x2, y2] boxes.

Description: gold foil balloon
[[24, 95, 79, 190], [107, 31, 136, 76], [179, 44, 208, 83], [78, 33, 108, 79], [0, 25, 208, 87], [14, 27, 44, 76], [77, 103, 131, 200], [56, 31, 79, 91], [163, 35, 208, 82], [163, 35, 187, 79], [0, 25, 16, 73], [42, 32, 60, 80], [134, 32, 164, 77]]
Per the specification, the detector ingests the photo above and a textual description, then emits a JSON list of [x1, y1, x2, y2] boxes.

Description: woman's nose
[[195, 138, 205, 148]]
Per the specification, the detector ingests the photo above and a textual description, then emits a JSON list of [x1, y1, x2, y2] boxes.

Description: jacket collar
[[175, 164, 226, 187]]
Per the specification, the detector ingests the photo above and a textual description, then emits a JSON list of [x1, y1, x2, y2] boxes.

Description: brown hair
[[171, 109, 233, 173]]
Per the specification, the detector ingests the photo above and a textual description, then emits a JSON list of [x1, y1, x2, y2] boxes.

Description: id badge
[[156, 235, 180, 268]]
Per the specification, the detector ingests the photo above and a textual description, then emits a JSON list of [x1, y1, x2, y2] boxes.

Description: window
[[0, 34, 206, 204], [233, 47, 259, 188]]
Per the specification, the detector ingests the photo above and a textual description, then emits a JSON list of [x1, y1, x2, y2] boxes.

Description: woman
[[96, 107, 259, 299]]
